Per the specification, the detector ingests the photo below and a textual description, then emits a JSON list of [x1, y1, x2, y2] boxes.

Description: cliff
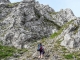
[[0, 0, 80, 60]]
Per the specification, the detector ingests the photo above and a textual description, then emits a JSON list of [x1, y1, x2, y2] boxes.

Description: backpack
[[37, 44, 43, 51]]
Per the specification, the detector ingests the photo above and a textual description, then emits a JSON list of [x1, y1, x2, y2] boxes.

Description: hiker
[[37, 43, 45, 58]]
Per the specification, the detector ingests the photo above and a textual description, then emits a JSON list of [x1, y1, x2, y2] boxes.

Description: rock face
[[51, 8, 76, 26], [0, 0, 57, 49], [0, 0, 80, 50], [1, 0, 80, 60], [0, 0, 10, 4], [60, 18, 80, 49]]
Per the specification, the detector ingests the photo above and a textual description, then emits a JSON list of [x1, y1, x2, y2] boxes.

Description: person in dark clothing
[[37, 43, 45, 58]]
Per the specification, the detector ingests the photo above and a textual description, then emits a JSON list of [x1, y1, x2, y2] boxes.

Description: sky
[[10, 0, 80, 17]]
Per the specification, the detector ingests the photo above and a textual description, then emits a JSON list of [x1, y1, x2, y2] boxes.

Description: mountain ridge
[[0, 0, 80, 60]]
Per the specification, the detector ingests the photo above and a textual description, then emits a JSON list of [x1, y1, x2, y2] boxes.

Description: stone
[[0, 0, 80, 51], [0, 0, 10, 4], [60, 18, 80, 49], [61, 34, 71, 46], [0, 0, 57, 49], [51, 8, 76, 26]]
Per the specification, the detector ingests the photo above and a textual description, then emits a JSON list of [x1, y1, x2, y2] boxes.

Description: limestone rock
[[59, 18, 80, 49], [1, 0, 80, 60], [0, 0, 10, 4], [0, 0, 57, 49], [51, 8, 76, 26], [0, 0, 80, 51]]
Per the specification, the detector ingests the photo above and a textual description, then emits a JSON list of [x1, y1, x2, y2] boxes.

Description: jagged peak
[[60, 8, 74, 16]]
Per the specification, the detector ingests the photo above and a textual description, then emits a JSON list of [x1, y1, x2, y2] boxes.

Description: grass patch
[[50, 32, 59, 39], [44, 18, 61, 29], [0, 45, 16, 59], [61, 47, 67, 51], [49, 12, 58, 15], [0, 45, 28, 59], [52, 12, 58, 15], [77, 58, 80, 60], [63, 53, 73, 59], [6, 2, 20, 8], [17, 49, 28, 54], [72, 51, 80, 60], [63, 51, 80, 59], [41, 38, 46, 43], [50, 20, 73, 38], [56, 40, 62, 45]]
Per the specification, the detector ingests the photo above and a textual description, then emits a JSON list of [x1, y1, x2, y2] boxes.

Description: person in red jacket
[[37, 43, 45, 58]]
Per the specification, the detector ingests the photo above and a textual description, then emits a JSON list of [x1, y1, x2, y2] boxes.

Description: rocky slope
[[0, 0, 10, 4], [0, 0, 57, 49], [0, 0, 80, 60]]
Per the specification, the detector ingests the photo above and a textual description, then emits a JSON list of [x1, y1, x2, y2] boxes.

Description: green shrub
[[0, 45, 28, 59], [63, 54, 73, 59], [50, 32, 59, 38], [0, 45, 16, 59]]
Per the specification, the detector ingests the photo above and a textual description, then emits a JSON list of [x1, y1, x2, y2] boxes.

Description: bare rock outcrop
[[0, 0, 10, 4], [0, 0, 80, 51], [0, 0, 57, 49]]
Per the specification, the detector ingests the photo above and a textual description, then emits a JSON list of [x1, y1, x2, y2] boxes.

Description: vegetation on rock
[[0, 44, 28, 59]]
